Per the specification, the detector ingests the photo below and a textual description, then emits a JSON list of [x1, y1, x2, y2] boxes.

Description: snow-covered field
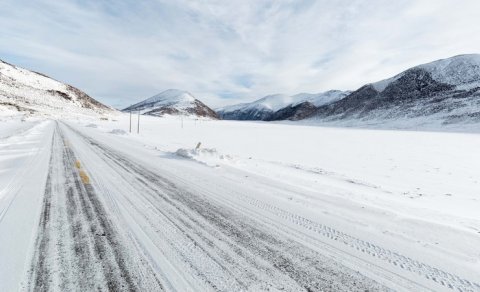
[[86, 115, 480, 226], [1, 114, 479, 291]]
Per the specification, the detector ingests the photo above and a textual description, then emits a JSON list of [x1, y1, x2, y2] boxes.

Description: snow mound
[[85, 123, 98, 128], [175, 147, 232, 166], [109, 129, 127, 135]]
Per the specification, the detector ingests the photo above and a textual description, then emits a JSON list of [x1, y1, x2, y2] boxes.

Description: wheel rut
[[26, 123, 164, 291]]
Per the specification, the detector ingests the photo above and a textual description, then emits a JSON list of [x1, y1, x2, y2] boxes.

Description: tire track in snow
[[26, 123, 164, 291], [224, 192, 480, 292], [168, 160, 480, 292]]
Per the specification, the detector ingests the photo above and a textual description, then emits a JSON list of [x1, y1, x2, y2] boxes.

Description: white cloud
[[0, 0, 479, 108]]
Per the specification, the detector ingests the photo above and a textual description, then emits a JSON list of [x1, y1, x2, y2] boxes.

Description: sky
[[1, 0, 479, 109]]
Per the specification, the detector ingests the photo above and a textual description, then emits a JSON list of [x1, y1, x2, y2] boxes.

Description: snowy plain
[[83, 114, 480, 226], [1, 113, 479, 291]]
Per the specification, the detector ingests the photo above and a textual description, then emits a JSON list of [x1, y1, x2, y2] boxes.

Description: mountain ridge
[[217, 90, 349, 121], [308, 54, 480, 126], [216, 54, 480, 126]]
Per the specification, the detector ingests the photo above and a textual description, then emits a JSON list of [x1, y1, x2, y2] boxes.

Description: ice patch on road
[[175, 147, 232, 167]]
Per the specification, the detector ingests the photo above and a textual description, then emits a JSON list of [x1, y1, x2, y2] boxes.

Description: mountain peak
[[140, 89, 195, 106], [123, 89, 218, 119], [417, 54, 480, 90]]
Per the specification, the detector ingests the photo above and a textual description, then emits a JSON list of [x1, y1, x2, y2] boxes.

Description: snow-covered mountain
[[217, 94, 292, 120], [310, 54, 480, 126], [0, 59, 112, 117], [217, 90, 349, 120], [123, 89, 218, 119], [268, 90, 350, 121]]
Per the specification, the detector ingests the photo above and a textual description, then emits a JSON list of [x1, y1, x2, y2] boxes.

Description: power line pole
[[129, 111, 132, 133], [137, 111, 140, 134]]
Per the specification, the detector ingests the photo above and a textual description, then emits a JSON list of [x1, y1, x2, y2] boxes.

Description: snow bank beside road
[[0, 120, 54, 291]]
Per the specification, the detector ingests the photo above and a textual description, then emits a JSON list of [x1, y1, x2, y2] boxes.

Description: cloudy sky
[[1, 0, 479, 109]]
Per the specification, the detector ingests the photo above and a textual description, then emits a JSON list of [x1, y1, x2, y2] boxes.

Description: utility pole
[[129, 111, 132, 133], [137, 111, 140, 134], [181, 116, 184, 129]]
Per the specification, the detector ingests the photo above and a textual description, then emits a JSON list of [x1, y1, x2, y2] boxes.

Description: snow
[[1, 114, 480, 290], [0, 112, 36, 139], [0, 120, 53, 292], [109, 128, 128, 135], [175, 147, 232, 167], [0, 60, 65, 92], [68, 114, 480, 284], [85, 115, 480, 225]]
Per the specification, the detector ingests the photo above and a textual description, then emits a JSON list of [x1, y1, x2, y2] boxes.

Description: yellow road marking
[[79, 170, 90, 184], [75, 160, 89, 184]]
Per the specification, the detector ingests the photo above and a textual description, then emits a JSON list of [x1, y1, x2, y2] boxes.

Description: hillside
[[0, 59, 112, 117]]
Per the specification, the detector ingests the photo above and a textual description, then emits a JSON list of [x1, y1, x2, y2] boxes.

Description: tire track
[[233, 194, 480, 292], [26, 123, 164, 291]]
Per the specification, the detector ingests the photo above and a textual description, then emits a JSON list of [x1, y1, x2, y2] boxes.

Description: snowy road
[[27, 123, 164, 291], [1, 120, 479, 291]]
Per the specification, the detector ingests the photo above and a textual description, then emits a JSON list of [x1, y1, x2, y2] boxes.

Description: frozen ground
[[0, 114, 479, 291]]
